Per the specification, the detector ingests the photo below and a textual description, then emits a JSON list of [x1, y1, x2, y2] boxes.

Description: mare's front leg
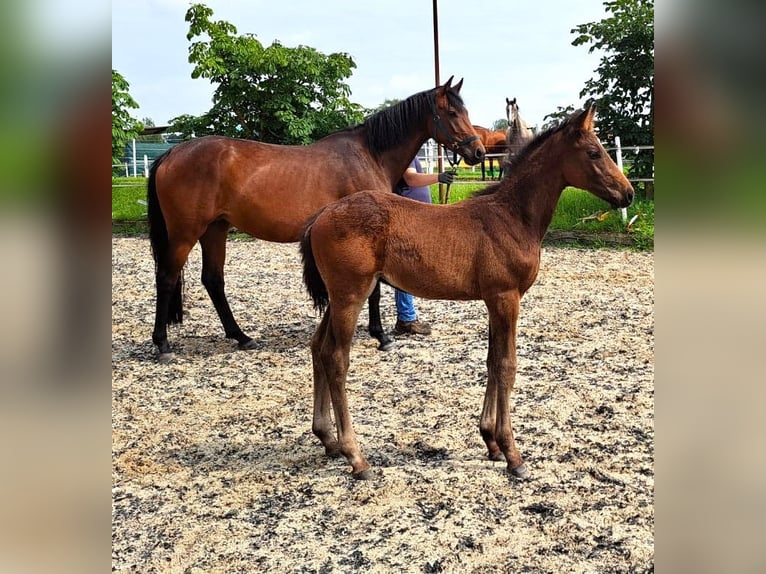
[[311, 311, 340, 457], [199, 221, 257, 350], [367, 280, 395, 351], [483, 292, 529, 479]]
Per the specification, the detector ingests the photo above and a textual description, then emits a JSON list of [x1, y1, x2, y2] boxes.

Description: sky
[[112, 0, 610, 131]]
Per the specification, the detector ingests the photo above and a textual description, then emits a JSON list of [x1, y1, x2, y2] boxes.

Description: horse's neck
[[499, 154, 567, 242], [377, 130, 429, 183]]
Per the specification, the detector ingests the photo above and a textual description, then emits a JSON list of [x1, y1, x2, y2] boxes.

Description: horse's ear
[[506, 97, 511, 105], [571, 105, 596, 133], [443, 75, 454, 90], [453, 77, 464, 92], [582, 104, 596, 131]]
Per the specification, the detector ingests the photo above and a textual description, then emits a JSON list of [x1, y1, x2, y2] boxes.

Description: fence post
[[143, 155, 149, 177], [132, 138, 137, 177], [614, 136, 627, 222], [124, 163, 129, 177]]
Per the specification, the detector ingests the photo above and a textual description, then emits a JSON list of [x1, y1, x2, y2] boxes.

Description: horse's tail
[[147, 149, 184, 325], [299, 212, 329, 315]]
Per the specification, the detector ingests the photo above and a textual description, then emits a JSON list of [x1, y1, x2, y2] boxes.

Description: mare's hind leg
[[199, 220, 256, 350], [367, 280, 394, 351], [153, 241, 194, 361]]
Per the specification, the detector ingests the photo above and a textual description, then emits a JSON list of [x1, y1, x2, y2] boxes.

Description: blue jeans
[[395, 289, 417, 322]]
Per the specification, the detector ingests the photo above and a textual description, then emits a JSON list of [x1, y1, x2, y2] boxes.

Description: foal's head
[[559, 105, 634, 208], [431, 76, 485, 165]]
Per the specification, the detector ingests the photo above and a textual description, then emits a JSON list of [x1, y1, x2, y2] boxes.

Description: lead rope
[[443, 150, 460, 204]]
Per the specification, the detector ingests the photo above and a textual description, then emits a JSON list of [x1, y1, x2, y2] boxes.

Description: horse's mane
[[472, 117, 570, 198], [361, 87, 466, 155]]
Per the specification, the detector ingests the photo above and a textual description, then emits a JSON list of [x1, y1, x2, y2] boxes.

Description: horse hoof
[[238, 339, 258, 351], [509, 464, 530, 480], [378, 339, 396, 352], [352, 468, 375, 480], [158, 352, 175, 364]]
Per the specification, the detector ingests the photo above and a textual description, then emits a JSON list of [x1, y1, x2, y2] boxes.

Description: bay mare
[[300, 105, 634, 479], [472, 125, 508, 180], [147, 77, 485, 361]]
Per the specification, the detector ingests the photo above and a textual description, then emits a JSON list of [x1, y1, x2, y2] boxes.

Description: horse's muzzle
[[461, 144, 484, 166]]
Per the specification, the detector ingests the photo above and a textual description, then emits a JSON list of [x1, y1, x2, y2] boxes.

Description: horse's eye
[[448, 109, 458, 117], [587, 149, 601, 160]]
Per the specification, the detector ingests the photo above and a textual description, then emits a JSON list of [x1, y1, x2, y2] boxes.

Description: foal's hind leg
[[311, 311, 340, 457], [321, 302, 372, 479], [367, 280, 395, 351], [199, 220, 257, 350]]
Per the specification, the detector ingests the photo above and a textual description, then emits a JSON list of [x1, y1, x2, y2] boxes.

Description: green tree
[[541, 105, 577, 131], [111, 69, 142, 162], [171, 3, 366, 144], [492, 118, 509, 131], [549, 0, 654, 193]]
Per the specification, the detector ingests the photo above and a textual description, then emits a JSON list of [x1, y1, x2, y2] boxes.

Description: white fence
[[114, 137, 655, 192]]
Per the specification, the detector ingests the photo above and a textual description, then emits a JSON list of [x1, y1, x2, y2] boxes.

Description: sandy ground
[[112, 237, 654, 573]]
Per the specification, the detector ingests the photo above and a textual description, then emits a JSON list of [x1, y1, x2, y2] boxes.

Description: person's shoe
[[394, 318, 432, 336]]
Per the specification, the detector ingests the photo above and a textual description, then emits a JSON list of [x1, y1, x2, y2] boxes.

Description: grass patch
[[432, 182, 653, 250], [112, 177, 148, 221], [112, 177, 653, 250]]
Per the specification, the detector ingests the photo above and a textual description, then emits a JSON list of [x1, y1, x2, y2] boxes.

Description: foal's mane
[[472, 118, 569, 198], [362, 87, 466, 156]]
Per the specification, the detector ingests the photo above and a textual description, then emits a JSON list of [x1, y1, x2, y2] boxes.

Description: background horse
[[472, 125, 508, 180], [147, 77, 485, 361], [300, 105, 633, 479], [504, 97, 535, 171]]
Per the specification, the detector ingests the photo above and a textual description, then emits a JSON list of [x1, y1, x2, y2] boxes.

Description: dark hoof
[[378, 338, 396, 352], [352, 468, 375, 480], [158, 352, 175, 364], [237, 339, 258, 351], [509, 464, 530, 480]]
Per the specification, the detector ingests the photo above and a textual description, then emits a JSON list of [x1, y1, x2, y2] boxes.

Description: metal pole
[[432, 0, 446, 203], [614, 136, 627, 222]]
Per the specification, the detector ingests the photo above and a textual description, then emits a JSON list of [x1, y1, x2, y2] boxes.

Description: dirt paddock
[[112, 237, 654, 573]]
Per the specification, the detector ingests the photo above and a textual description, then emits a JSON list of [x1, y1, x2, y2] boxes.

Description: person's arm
[[402, 167, 454, 186]]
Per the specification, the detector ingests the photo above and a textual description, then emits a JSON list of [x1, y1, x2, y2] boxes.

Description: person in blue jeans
[[393, 156, 455, 335]]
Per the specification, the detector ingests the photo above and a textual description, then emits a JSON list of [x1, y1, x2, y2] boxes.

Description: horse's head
[[505, 97, 517, 123], [431, 76, 485, 165], [560, 105, 634, 208]]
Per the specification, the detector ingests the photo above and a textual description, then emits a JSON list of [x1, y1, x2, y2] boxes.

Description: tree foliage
[[547, 0, 654, 188], [171, 3, 366, 143], [112, 69, 142, 162]]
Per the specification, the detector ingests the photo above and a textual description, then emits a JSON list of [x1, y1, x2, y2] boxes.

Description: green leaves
[[175, 3, 365, 144], [567, 0, 654, 188], [112, 69, 142, 162]]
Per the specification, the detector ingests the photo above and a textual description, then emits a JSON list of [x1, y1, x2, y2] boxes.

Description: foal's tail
[[147, 149, 184, 325], [299, 212, 329, 315]]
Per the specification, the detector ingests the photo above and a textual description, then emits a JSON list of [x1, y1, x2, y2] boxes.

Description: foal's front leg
[[479, 323, 503, 461], [483, 294, 529, 478]]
